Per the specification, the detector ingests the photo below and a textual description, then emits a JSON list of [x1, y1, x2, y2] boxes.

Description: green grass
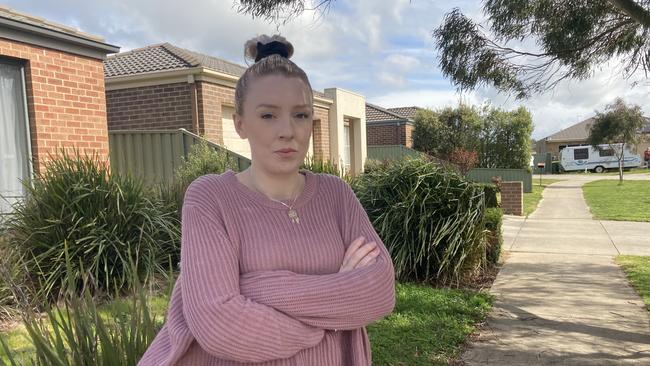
[[583, 180, 650, 222], [0, 294, 170, 363], [616, 256, 650, 311], [368, 282, 492, 365], [523, 179, 563, 216], [2, 283, 492, 365]]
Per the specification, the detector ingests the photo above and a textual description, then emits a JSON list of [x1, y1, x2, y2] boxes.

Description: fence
[[367, 145, 424, 161], [466, 168, 533, 193], [109, 129, 251, 185]]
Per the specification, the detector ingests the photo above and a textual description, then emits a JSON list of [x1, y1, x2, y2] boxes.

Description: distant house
[[0, 6, 119, 213], [103, 43, 367, 174], [536, 116, 650, 158], [365, 104, 421, 148]]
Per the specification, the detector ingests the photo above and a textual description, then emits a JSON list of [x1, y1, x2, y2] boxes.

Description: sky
[[5, 0, 650, 140]]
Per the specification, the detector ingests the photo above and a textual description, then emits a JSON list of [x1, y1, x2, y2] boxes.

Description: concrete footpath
[[462, 176, 650, 365]]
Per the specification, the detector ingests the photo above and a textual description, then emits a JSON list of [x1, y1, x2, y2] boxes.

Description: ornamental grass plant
[[353, 157, 487, 284]]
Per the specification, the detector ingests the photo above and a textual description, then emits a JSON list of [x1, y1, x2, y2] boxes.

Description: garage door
[[221, 105, 314, 162], [221, 105, 251, 159]]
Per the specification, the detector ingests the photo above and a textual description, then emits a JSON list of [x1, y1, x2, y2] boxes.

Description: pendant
[[288, 209, 300, 224]]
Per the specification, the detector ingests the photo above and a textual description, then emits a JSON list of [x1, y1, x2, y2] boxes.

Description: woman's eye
[[296, 113, 312, 119], [261, 113, 274, 119]]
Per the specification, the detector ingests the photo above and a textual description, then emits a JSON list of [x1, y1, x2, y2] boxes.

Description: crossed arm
[[179, 183, 395, 362]]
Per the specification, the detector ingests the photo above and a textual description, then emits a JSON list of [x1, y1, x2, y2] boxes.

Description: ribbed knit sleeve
[[180, 204, 325, 362], [238, 180, 396, 330]]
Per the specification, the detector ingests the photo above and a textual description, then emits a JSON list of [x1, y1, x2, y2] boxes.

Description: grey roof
[[366, 103, 408, 122], [0, 5, 105, 42], [105, 43, 246, 78], [104, 43, 330, 101], [387, 106, 422, 120], [544, 116, 650, 141]]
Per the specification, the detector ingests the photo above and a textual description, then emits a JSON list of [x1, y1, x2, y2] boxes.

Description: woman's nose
[[277, 115, 294, 139]]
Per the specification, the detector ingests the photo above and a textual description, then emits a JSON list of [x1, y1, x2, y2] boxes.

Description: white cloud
[[385, 54, 421, 73]]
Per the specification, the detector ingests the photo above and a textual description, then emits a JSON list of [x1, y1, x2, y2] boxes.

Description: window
[[599, 148, 614, 157], [0, 59, 32, 214], [574, 148, 589, 160], [343, 122, 351, 172]]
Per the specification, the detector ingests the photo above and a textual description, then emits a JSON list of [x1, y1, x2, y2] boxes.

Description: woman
[[138, 35, 395, 366]]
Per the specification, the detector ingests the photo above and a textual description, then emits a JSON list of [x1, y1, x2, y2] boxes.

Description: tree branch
[[608, 0, 650, 28]]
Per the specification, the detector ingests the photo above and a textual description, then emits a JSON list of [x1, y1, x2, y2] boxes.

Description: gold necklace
[[249, 170, 302, 224]]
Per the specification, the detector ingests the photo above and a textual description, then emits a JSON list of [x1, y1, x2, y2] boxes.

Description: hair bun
[[245, 35, 294, 62]]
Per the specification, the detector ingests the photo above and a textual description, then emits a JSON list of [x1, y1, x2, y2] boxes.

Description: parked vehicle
[[559, 144, 642, 173]]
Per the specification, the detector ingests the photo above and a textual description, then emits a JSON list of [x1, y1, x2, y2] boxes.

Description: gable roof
[[366, 103, 409, 122], [544, 116, 650, 142], [387, 106, 421, 120], [103, 43, 329, 99], [0, 5, 105, 42], [104, 43, 246, 78], [0, 5, 119, 58]]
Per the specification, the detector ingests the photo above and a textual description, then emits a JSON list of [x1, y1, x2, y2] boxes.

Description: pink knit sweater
[[138, 170, 396, 366]]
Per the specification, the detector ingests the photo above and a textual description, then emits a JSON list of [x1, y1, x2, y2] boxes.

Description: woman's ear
[[234, 113, 247, 139]]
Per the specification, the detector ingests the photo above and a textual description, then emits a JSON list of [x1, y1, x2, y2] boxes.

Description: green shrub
[[484, 208, 503, 264], [0, 254, 166, 366], [159, 140, 237, 219], [476, 183, 499, 208], [354, 157, 487, 284], [3, 149, 180, 303]]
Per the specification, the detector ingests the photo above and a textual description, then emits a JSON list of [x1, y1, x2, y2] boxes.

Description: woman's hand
[[338, 236, 380, 273]]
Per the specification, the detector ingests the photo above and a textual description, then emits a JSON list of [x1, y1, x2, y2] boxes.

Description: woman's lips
[[275, 149, 297, 157]]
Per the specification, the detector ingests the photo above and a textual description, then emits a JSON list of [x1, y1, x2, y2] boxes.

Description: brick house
[[535, 116, 650, 159], [365, 103, 421, 148], [103, 43, 367, 174], [0, 7, 119, 213]]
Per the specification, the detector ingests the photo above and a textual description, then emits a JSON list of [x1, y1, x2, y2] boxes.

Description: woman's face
[[234, 74, 313, 176]]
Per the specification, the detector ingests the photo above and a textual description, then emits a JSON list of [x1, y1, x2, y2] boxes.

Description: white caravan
[[559, 144, 642, 173]]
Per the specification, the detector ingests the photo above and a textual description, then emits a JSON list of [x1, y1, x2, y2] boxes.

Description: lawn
[[583, 180, 650, 222], [368, 283, 492, 365], [1, 283, 492, 365], [616, 256, 650, 311], [523, 179, 563, 216]]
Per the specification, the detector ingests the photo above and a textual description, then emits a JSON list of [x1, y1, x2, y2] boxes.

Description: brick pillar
[[501, 181, 523, 215]]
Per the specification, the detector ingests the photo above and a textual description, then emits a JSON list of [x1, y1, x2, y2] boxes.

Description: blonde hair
[[235, 35, 313, 115]]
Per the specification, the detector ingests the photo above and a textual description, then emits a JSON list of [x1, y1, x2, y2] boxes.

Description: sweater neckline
[[223, 169, 318, 210]]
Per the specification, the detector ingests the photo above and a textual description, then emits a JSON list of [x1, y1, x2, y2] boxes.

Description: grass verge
[[616, 256, 650, 311], [368, 282, 492, 365], [523, 179, 563, 216], [583, 180, 650, 222]]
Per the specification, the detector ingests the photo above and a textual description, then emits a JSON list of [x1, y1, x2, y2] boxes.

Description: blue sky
[[5, 0, 649, 139]]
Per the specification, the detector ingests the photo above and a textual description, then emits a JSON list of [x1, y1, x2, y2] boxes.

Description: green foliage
[[0, 252, 166, 366], [300, 155, 344, 176], [367, 282, 492, 365], [476, 183, 499, 208], [413, 105, 533, 169], [483, 208, 503, 264], [158, 140, 237, 219], [0, 234, 25, 321], [434, 2, 650, 98], [353, 157, 487, 284], [3, 150, 180, 303], [480, 106, 533, 169], [587, 98, 647, 183], [413, 106, 482, 159]]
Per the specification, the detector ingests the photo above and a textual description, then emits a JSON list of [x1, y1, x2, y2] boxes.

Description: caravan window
[[599, 148, 614, 157], [574, 148, 589, 160]]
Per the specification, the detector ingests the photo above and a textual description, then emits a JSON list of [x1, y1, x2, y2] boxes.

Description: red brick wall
[[367, 124, 399, 146], [501, 181, 523, 215], [313, 106, 330, 161], [106, 83, 192, 131], [404, 123, 414, 148], [0, 38, 110, 173]]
